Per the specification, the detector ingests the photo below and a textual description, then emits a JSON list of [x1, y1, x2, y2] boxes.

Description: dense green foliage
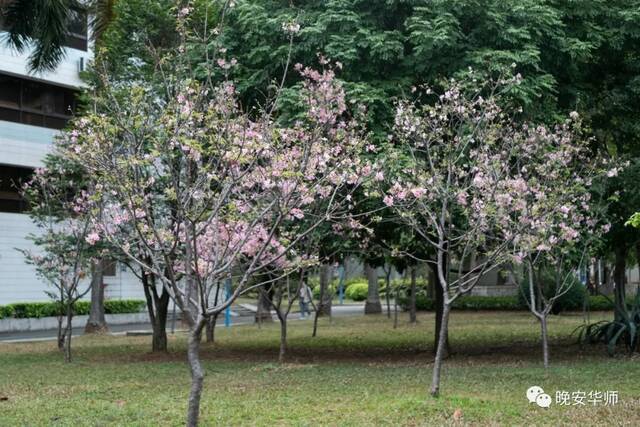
[[517, 270, 587, 314], [345, 282, 368, 301], [94, 0, 176, 80], [221, 0, 594, 131], [0, 300, 146, 319]]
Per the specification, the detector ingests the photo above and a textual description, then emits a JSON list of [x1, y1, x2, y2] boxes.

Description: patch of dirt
[[89, 337, 611, 367]]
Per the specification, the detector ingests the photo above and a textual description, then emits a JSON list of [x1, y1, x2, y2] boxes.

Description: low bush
[[587, 295, 614, 311], [0, 305, 15, 319], [0, 299, 146, 319], [105, 299, 146, 314], [399, 293, 616, 312], [453, 296, 521, 310], [517, 269, 586, 314], [345, 283, 368, 301], [8, 302, 64, 318], [312, 284, 336, 299]]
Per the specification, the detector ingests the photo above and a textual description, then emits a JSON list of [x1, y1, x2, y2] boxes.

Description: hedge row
[[0, 300, 146, 319], [311, 277, 429, 301], [398, 294, 616, 312]]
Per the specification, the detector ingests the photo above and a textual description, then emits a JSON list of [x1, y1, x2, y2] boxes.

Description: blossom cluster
[[61, 60, 370, 316]]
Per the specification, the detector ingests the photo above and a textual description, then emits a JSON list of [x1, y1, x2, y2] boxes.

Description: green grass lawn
[[1, 311, 638, 426]]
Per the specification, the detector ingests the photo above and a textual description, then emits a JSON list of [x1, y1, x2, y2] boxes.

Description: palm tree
[[0, 0, 115, 72]]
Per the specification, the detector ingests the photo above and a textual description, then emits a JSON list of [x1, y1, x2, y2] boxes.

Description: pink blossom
[[411, 187, 427, 198], [290, 208, 304, 220], [383, 195, 394, 207], [85, 232, 100, 246], [456, 191, 468, 206]]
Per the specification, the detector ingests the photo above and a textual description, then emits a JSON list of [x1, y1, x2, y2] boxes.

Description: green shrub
[[0, 299, 146, 319], [345, 283, 368, 301], [453, 296, 521, 310], [105, 299, 146, 314], [0, 305, 15, 319], [345, 277, 366, 287], [517, 269, 586, 314], [587, 295, 614, 311], [312, 284, 336, 299], [74, 301, 91, 315], [398, 292, 616, 313], [8, 302, 62, 318]]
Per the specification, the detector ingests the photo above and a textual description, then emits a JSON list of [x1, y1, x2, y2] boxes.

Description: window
[[102, 259, 117, 277], [65, 8, 88, 51], [0, 165, 33, 213], [0, 74, 76, 130]]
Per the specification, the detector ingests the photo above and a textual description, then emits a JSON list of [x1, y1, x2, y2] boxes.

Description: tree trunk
[[318, 263, 333, 316], [614, 246, 627, 321], [385, 268, 392, 318], [432, 264, 450, 357], [205, 313, 218, 343], [186, 318, 206, 427], [364, 263, 382, 314], [255, 288, 273, 323], [64, 305, 73, 363], [409, 266, 417, 324], [152, 293, 170, 352], [278, 313, 287, 363], [57, 314, 65, 351], [57, 286, 65, 350], [85, 260, 108, 333], [393, 288, 399, 329], [540, 315, 549, 369], [430, 302, 451, 397], [142, 271, 170, 353], [427, 268, 435, 300]]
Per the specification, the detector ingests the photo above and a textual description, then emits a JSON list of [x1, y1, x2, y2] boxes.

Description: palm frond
[[1, 0, 81, 72]]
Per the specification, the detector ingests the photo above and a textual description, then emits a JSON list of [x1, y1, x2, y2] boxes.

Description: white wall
[[0, 121, 56, 168], [0, 32, 147, 305], [0, 212, 146, 305], [0, 34, 91, 88]]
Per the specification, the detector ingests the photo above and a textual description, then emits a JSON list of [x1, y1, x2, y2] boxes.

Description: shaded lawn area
[[0, 311, 638, 426]]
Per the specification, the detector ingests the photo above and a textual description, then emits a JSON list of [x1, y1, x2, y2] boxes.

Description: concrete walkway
[[0, 303, 366, 343]]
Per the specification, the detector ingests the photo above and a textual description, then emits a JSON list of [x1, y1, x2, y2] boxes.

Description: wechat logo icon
[[527, 386, 552, 408]]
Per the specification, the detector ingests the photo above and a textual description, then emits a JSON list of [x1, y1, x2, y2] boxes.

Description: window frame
[[0, 73, 77, 130], [0, 164, 33, 214]]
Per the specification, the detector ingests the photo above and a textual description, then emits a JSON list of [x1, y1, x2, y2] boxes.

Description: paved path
[[0, 303, 365, 343]]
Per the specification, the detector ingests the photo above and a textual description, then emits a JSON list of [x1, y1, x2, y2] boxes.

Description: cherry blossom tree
[[19, 156, 98, 362], [501, 117, 612, 368], [380, 73, 607, 396], [59, 8, 370, 425]]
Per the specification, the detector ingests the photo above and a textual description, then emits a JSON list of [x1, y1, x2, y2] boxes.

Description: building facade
[[0, 13, 143, 304]]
